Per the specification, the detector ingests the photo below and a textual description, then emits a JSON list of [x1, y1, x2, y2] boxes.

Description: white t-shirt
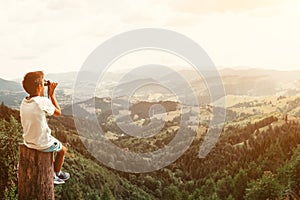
[[20, 96, 56, 150]]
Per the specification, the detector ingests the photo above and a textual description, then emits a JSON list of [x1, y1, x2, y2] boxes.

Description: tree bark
[[18, 144, 54, 200]]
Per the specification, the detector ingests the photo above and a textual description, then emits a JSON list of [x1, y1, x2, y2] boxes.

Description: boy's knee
[[59, 145, 67, 154], [62, 145, 67, 153]]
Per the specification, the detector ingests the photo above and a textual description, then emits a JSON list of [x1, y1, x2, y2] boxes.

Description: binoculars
[[44, 80, 50, 86]]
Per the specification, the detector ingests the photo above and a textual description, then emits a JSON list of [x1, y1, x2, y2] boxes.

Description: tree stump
[[18, 144, 54, 200]]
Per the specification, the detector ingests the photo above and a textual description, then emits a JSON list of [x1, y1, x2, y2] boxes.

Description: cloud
[[12, 56, 37, 61], [169, 0, 286, 14], [46, 0, 85, 10], [0, 0, 299, 79]]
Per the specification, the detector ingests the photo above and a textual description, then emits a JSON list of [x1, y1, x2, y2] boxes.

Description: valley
[[0, 68, 299, 199]]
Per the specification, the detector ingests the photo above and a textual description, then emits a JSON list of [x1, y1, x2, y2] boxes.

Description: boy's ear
[[36, 84, 43, 94], [37, 84, 41, 90]]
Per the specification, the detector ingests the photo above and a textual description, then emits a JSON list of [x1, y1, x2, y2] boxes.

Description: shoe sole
[[60, 176, 70, 181], [54, 181, 65, 185]]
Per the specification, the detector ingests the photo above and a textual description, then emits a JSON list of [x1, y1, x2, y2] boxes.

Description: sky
[[0, 0, 300, 79]]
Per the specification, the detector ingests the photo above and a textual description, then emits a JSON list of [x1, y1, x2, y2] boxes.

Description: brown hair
[[22, 71, 44, 96]]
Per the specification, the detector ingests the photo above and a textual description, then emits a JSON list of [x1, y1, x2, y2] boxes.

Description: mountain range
[[1, 68, 300, 109]]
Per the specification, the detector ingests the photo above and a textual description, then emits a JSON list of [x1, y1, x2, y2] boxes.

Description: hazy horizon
[[2, 65, 300, 81]]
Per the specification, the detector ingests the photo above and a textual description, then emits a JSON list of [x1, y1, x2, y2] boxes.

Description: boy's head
[[22, 71, 45, 96]]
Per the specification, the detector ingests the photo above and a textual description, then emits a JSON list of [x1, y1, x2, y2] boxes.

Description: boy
[[20, 71, 70, 184]]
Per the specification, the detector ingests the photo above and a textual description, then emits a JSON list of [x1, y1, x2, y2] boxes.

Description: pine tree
[[0, 116, 22, 199], [216, 176, 233, 199], [100, 186, 115, 200], [245, 171, 283, 200], [233, 168, 248, 200], [162, 184, 182, 200]]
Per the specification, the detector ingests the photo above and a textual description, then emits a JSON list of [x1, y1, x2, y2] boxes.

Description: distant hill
[[2, 68, 300, 108], [220, 68, 300, 82], [0, 78, 25, 108], [219, 68, 300, 96], [62, 96, 113, 117], [0, 78, 22, 91]]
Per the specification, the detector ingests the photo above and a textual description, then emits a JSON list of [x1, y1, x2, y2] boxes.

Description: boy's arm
[[48, 82, 61, 116]]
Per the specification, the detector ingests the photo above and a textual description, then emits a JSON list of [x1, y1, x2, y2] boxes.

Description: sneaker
[[56, 171, 70, 181], [54, 175, 65, 185]]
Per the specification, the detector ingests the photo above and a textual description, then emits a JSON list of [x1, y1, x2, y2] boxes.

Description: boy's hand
[[47, 81, 61, 116], [47, 81, 58, 97]]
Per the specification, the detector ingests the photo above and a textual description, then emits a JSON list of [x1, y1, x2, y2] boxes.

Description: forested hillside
[[0, 103, 299, 199]]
